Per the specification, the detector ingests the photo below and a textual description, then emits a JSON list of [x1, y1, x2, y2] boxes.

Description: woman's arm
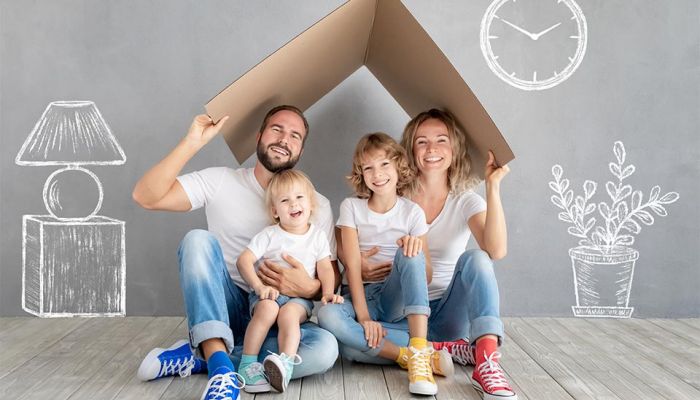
[[470, 151, 509, 260]]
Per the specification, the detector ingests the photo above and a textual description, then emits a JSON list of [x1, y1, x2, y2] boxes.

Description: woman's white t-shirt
[[425, 191, 486, 300], [336, 196, 428, 283]]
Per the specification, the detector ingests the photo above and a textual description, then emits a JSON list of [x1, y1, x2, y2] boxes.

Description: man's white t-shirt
[[426, 191, 486, 300], [336, 197, 428, 283], [246, 224, 331, 287], [177, 167, 337, 291]]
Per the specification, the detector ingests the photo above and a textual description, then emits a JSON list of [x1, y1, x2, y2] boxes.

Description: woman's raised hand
[[485, 150, 510, 186]]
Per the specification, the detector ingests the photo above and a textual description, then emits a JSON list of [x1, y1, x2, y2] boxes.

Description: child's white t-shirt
[[336, 197, 429, 283], [245, 224, 331, 290], [176, 167, 336, 291], [426, 191, 486, 300]]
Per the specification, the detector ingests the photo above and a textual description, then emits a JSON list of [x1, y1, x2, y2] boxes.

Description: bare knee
[[252, 300, 279, 325]]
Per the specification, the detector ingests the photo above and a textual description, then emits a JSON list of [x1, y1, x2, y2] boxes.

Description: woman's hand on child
[[396, 235, 423, 257], [255, 285, 279, 301], [360, 247, 392, 281], [321, 294, 344, 305], [360, 319, 386, 348]]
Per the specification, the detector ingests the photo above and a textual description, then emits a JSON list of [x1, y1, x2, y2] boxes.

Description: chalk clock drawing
[[549, 141, 679, 318], [480, 0, 588, 91], [16, 101, 127, 317]]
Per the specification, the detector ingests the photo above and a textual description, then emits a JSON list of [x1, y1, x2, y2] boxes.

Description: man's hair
[[265, 169, 318, 223], [400, 108, 478, 194], [348, 132, 413, 199], [259, 105, 310, 144]]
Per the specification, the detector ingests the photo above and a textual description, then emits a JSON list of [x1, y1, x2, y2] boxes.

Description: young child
[[236, 169, 343, 393], [335, 133, 441, 395]]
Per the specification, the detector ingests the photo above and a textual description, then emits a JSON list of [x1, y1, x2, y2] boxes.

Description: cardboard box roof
[[205, 0, 514, 176]]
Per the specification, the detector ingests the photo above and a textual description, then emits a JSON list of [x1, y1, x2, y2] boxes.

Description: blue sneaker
[[201, 371, 244, 400], [137, 340, 207, 381]]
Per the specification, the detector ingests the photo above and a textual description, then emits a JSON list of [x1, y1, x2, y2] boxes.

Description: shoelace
[[407, 346, 433, 379], [450, 341, 476, 366], [267, 350, 303, 366], [160, 356, 195, 378], [475, 351, 511, 392], [243, 362, 268, 383], [206, 371, 245, 400]]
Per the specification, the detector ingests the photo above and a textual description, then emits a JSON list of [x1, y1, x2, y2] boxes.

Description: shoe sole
[[409, 381, 438, 396], [244, 383, 272, 393], [263, 357, 286, 393], [137, 339, 190, 381], [471, 377, 518, 400], [434, 350, 454, 377]]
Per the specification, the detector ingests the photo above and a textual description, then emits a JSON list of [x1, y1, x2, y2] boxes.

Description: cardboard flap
[[365, 0, 514, 175], [206, 0, 376, 163]]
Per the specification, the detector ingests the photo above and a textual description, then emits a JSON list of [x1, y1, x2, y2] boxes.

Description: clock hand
[[497, 17, 537, 40], [532, 22, 562, 40]]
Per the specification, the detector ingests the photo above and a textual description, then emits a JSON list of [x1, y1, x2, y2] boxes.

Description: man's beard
[[256, 141, 299, 173]]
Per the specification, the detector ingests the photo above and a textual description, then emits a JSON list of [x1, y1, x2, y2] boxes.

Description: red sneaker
[[471, 351, 517, 400], [435, 339, 476, 366]]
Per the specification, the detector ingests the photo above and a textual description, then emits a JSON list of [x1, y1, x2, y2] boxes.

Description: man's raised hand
[[184, 114, 229, 149]]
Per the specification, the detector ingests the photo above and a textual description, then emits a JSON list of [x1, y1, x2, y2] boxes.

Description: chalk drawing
[[549, 141, 679, 318], [16, 101, 127, 317], [480, 0, 587, 91]]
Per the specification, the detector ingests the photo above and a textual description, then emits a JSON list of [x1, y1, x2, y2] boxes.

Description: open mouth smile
[[269, 145, 290, 157]]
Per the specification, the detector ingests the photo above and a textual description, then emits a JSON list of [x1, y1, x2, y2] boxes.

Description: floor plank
[[648, 318, 700, 348], [341, 357, 390, 400], [299, 355, 344, 400]]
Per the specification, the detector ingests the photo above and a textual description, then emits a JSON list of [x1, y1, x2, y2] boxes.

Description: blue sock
[[207, 351, 234, 379]]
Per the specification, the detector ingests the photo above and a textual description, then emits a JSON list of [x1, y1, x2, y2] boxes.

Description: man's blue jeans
[[178, 229, 338, 378], [318, 249, 431, 358], [318, 249, 503, 364]]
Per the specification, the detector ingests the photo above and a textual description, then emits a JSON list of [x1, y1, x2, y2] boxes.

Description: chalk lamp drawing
[[480, 0, 587, 91], [549, 141, 679, 318], [16, 101, 127, 317]]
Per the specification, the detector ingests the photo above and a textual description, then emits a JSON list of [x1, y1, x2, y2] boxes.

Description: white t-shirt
[[246, 224, 331, 286], [336, 197, 429, 283], [177, 167, 337, 290], [425, 191, 486, 300]]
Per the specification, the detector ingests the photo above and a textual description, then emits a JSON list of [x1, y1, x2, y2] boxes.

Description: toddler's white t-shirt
[[246, 223, 331, 287]]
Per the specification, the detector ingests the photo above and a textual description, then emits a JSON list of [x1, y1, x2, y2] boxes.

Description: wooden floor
[[0, 317, 699, 399]]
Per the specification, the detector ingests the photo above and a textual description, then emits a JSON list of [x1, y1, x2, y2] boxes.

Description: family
[[132, 105, 515, 400]]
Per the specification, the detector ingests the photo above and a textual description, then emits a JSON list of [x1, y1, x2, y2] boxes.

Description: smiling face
[[271, 180, 313, 233], [256, 110, 307, 173], [360, 149, 399, 197], [413, 118, 453, 176]]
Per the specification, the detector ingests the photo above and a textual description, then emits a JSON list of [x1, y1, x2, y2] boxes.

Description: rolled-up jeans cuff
[[404, 305, 431, 317], [190, 320, 235, 358], [470, 316, 504, 346]]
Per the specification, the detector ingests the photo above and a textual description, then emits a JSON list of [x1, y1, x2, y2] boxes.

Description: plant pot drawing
[[549, 141, 678, 318], [570, 245, 638, 318]]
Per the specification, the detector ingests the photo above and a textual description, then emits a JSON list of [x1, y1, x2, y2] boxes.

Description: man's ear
[[256, 131, 262, 142]]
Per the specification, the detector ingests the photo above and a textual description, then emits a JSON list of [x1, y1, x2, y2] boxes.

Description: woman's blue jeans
[[318, 249, 503, 364], [178, 229, 338, 378]]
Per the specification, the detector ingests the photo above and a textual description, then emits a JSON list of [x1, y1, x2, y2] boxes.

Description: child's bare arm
[[317, 257, 343, 304]]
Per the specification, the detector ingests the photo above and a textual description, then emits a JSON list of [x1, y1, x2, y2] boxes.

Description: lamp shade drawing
[[16, 101, 127, 317]]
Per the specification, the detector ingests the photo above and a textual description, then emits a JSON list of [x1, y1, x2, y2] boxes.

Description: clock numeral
[[568, 56, 575, 62], [570, 35, 580, 39], [489, 35, 499, 39], [533, 71, 537, 82]]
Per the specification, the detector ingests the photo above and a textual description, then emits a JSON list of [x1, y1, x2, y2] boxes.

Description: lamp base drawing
[[22, 215, 125, 317]]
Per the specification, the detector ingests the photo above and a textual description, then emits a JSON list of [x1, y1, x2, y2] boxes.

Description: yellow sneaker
[[399, 348, 454, 377], [407, 346, 438, 395]]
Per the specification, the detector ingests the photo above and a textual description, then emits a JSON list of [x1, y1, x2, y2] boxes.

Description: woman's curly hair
[[348, 132, 414, 199]]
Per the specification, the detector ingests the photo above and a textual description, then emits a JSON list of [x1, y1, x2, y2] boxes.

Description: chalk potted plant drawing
[[549, 141, 679, 318]]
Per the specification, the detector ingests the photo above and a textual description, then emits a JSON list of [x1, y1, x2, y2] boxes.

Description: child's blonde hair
[[265, 169, 318, 223], [348, 132, 413, 199]]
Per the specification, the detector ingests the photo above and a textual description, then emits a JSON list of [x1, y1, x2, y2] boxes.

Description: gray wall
[[1, 0, 697, 317]]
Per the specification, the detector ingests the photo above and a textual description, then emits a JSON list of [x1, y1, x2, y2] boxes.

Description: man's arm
[[132, 114, 229, 211]]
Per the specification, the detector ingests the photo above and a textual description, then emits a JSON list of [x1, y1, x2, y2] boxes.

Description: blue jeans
[[318, 249, 503, 364], [178, 229, 338, 378], [318, 249, 431, 357], [248, 292, 314, 318]]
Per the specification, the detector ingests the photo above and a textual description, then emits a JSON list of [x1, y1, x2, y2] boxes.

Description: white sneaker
[[262, 352, 302, 392], [240, 362, 271, 393]]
